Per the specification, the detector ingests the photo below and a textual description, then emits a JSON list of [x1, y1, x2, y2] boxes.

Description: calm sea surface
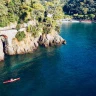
[[0, 23, 96, 96]]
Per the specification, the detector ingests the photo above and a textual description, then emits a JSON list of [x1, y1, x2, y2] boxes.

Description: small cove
[[0, 23, 96, 96]]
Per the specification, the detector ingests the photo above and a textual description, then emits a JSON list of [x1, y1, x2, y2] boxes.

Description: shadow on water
[[11, 46, 62, 96], [0, 55, 12, 96], [0, 45, 62, 96], [0, 46, 60, 80]]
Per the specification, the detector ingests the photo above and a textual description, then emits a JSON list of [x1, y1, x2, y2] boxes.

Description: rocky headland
[[0, 22, 66, 61]]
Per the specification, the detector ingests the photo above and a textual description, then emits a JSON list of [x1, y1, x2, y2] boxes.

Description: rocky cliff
[[39, 32, 66, 47], [5, 32, 66, 55], [0, 31, 66, 61], [5, 33, 39, 55], [0, 21, 66, 61], [0, 39, 4, 61]]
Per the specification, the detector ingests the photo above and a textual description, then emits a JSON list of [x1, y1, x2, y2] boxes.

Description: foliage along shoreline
[[0, 0, 67, 61], [0, 0, 67, 40], [63, 0, 96, 21]]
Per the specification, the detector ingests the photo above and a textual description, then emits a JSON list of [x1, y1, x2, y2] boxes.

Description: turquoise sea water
[[0, 23, 96, 96]]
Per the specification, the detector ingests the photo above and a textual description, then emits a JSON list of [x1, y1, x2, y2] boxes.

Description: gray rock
[[38, 33, 66, 47]]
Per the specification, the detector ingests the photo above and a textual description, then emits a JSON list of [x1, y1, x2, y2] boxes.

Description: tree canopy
[[63, 0, 96, 20], [0, 0, 65, 40], [0, 0, 65, 27]]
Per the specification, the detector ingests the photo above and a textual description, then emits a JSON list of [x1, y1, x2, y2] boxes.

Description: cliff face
[[6, 33, 39, 55], [0, 39, 4, 61], [39, 32, 66, 47], [5, 32, 66, 55], [0, 21, 66, 61]]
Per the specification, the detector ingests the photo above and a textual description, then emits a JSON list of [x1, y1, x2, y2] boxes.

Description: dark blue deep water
[[0, 23, 96, 96]]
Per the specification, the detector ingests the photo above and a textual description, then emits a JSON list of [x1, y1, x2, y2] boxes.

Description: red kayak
[[3, 78, 20, 84]]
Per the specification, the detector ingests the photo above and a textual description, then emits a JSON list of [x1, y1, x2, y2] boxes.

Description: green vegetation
[[0, 0, 65, 40], [63, 0, 96, 20], [26, 24, 43, 37], [16, 24, 21, 31], [15, 31, 25, 41], [0, 0, 65, 27]]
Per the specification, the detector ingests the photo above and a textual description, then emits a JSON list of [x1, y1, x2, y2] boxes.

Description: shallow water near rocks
[[0, 23, 96, 96]]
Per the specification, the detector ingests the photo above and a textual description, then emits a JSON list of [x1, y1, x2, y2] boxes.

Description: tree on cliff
[[0, 0, 8, 16], [0, 0, 65, 41], [0, 0, 8, 27]]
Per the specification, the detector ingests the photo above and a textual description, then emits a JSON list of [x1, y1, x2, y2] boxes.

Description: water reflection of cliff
[[0, 45, 62, 95]]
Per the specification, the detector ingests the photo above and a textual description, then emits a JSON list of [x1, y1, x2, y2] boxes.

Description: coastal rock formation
[[39, 32, 66, 47], [5, 32, 66, 55], [0, 29, 66, 61], [0, 39, 4, 61], [5, 33, 39, 55]]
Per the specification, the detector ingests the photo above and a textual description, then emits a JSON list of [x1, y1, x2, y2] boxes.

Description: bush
[[26, 24, 43, 37], [43, 25, 52, 34], [16, 24, 21, 31], [26, 25, 31, 32], [7, 13, 15, 23], [15, 31, 26, 41], [55, 26, 60, 32], [0, 16, 9, 27]]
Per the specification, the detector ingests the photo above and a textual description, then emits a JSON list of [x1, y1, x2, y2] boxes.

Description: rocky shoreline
[[0, 29, 66, 61], [0, 39, 4, 61]]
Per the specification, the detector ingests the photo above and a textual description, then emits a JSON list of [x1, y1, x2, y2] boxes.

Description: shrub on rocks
[[15, 31, 26, 41]]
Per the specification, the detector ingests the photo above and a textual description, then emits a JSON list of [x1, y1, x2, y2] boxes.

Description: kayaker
[[3, 78, 20, 84], [10, 78, 14, 81]]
